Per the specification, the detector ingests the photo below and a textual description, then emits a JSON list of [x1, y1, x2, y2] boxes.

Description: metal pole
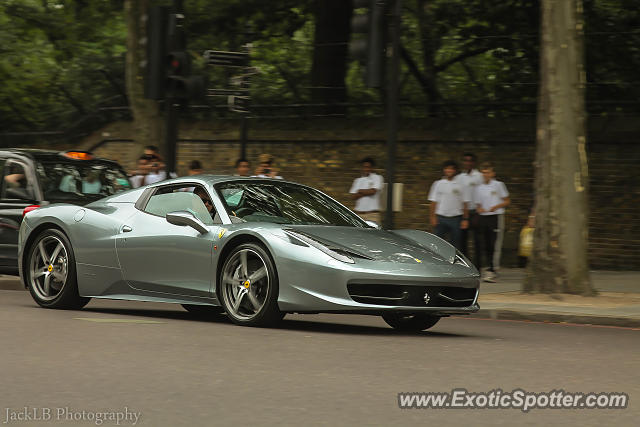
[[384, 0, 401, 229], [240, 118, 248, 158], [165, 0, 183, 176], [165, 100, 178, 175], [239, 23, 252, 159]]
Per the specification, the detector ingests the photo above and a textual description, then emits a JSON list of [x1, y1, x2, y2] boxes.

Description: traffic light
[[144, 7, 205, 101], [166, 51, 206, 100], [349, 0, 386, 88]]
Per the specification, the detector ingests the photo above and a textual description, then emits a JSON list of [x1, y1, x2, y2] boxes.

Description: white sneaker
[[483, 270, 496, 283]]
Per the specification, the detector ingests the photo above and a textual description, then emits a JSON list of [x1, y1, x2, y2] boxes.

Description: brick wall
[[87, 117, 640, 270]]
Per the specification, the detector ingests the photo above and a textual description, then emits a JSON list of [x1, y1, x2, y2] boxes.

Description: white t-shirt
[[142, 171, 177, 185], [457, 169, 483, 210], [428, 175, 471, 217], [251, 174, 284, 179], [130, 175, 145, 189], [349, 173, 384, 212], [474, 179, 509, 215]]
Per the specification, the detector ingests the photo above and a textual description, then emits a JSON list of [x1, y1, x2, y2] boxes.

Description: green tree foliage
[[1, 0, 638, 137], [0, 0, 126, 136], [584, 0, 640, 112]]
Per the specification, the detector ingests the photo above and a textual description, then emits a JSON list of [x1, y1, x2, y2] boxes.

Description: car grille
[[347, 284, 477, 307]]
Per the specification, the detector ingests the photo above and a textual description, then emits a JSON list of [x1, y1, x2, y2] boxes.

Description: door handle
[[122, 225, 132, 233]]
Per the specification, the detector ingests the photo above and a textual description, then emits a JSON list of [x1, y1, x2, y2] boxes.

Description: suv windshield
[[215, 181, 368, 227], [36, 161, 131, 201]]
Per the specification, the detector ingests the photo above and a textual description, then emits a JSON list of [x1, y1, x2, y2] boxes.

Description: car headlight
[[454, 251, 470, 267], [284, 230, 355, 264]]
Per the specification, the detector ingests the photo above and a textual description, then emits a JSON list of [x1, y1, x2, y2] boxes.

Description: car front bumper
[[273, 247, 480, 315]]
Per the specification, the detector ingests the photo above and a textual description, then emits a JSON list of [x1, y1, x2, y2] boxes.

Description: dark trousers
[[477, 214, 498, 271], [461, 210, 482, 267], [434, 215, 462, 250]]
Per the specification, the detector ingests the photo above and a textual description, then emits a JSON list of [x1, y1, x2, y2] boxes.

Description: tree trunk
[[310, 0, 352, 111], [124, 0, 163, 156], [525, 0, 594, 295]]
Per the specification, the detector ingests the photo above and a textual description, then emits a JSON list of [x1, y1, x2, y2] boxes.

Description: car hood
[[284, 225, 455, 265]]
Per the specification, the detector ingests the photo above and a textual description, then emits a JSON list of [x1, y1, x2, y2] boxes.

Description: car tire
[[25, 229, 90, 310], [181, 304, 225, 316], [381, 313, 441, 331], [218, 242, 282, 327]]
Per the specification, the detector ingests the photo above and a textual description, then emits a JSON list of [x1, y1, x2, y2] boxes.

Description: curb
[[469, 309, 640, 328]]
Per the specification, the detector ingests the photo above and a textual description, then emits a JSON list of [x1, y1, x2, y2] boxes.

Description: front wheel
[[218, 242, 282, 327], [25, 229, 90, 310], [381, 313, 441, 331]]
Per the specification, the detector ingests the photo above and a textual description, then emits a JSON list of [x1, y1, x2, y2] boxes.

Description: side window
[[142, 184, 216, 226], [221, 187, 244, 209], [2, 161, 35, 201]]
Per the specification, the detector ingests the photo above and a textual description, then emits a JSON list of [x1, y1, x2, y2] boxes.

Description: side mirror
[[166, 211, 208, 234], [365, 220, 381, 229]]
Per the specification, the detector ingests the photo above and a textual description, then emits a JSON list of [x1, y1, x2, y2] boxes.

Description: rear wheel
[[219, 242, 282, 327], [181, 304, 224, 317], [381, 313, 441, 331], [26, 229, 90, 310]]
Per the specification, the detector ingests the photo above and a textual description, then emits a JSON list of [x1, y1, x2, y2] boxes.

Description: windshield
[[215, 181, 368, 227], [36, 161, 131, 201]]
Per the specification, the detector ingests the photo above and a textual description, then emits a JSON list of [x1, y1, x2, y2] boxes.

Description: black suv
[[0, 149, 131, 274]]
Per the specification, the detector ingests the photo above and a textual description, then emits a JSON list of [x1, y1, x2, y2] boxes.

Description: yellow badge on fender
[[415, 259, 422, 263], [218, 229, 227, 239]]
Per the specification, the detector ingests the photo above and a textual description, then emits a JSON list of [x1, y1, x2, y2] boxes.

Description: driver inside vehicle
[[193, 187, 223, 224], [3, 165, 34, 200], [193, 187, 213, 213]]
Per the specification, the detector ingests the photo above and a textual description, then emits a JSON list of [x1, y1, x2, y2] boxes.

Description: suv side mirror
[[166, 210, 208, 234], [365, 220, 381, 229]]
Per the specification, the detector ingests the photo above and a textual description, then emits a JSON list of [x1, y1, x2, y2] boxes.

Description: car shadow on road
[[278, 318, 473, 338], [81, 306, 476, 338], [81, 307, 230, 322]]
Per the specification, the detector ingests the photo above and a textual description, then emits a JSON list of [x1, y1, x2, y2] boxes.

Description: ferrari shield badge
[[218, 228, 227, 239], [424, 293, 431, 304]]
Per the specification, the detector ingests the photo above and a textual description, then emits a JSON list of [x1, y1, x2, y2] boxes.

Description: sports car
[[18, 176, 480, 331]]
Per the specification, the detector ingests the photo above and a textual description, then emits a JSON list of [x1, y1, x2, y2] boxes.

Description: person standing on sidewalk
[[428, 160, 470, 250], [234, 158, 251, 177], [474, 162, 510, 282], [349, 157, 384, 225], [458, 152, 483, 265], [253, 153, 283, 179], [187, 160, 203, 176]]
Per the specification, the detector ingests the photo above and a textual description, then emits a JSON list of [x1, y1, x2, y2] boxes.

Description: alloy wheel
[[29, 235, 69, 301], [221, 248, 270, 321]]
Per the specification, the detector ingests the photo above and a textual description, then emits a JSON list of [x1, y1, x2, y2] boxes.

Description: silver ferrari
[[18, 176, 480, 331]]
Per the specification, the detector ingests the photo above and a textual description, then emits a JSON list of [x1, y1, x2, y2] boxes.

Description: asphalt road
[[0, 289, 637, 427]]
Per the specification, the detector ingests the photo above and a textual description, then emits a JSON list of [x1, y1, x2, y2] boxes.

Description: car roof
[[0, 148, 122, 166], [153, 175, 308, 188]]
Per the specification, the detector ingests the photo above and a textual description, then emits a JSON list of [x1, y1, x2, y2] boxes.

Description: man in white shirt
[[428, 160, 470, 250], [349, 157, 384, 225], [458, 153, 483, 265], [474, 162, 510, 282], [252, 153, 283, 179], [234, 158, 251, 177], [137, 145, 177, 185]]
